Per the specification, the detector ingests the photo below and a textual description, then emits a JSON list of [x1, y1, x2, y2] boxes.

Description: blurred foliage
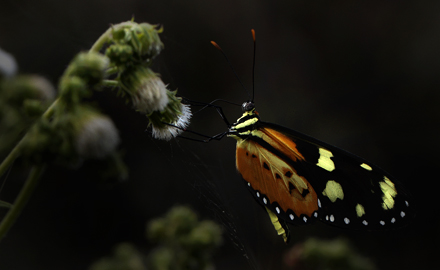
[[284, 238, 376, 270], [146, 205, 222, 270], [0, 2, 434, 269], [89, 205, 222, 270], [89, 243, 146, 270], [0, 21, 171, 246], [0, 201, 12, 209], [0, 74, 55, 156]]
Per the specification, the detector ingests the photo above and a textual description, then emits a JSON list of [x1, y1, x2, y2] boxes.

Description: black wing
[[256, 121, 414, 230]]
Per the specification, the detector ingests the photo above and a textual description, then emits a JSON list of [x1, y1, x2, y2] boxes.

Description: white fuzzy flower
[[27, 75, 56, 102], [132, 74, 169, 113], [0, 47, 17, 77], [75, 114, 120, 159], [151, 104, 192, 141]]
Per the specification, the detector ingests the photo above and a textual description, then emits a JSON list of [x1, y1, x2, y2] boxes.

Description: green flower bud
[[110, 22, 163, 62], [0, 74, 55, 134], [105, 44, 133, 66], [136, 23, 164, 59], [1, 75, 55, 107], [59, 76, 89, 105], [63, 52, 109, 88]]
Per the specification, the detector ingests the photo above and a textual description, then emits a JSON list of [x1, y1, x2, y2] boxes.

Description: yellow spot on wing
[[317, 148, 335, 172], [356, 204, 365, 217], [360, 163, 373, 171], [380, 176, 397, 210], [322, 180, 344, 202]]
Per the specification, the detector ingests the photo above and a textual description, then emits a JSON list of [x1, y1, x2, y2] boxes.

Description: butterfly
[[183, 30, 414, 242], [228, 101, 413, 242]]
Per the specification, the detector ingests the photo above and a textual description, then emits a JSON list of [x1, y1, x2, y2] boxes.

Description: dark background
[[0, 1, 438, 269]]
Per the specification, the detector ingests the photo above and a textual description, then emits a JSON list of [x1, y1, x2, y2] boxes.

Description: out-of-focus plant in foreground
[[0, 20, 191, 242], [89, 206, 222, 270]]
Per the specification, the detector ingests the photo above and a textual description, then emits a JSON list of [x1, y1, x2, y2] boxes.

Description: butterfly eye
[[242, 102, 255, 112]]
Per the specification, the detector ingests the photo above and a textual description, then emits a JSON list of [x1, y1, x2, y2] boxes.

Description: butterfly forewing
[[233, 119, 414, 230]]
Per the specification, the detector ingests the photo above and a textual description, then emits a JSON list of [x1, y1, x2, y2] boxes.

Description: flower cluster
[[14, 21, 189, 166], [89, 206, 222, 270], [17, 52, 120, 166], [102, 21, 191, 140], [147, 206, 222, 269], [0, 69, 56, 155], [0, 21, 190, 243]]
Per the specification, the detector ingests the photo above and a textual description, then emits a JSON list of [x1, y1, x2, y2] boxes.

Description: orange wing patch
[[236, 136, 318, 218], [255, 128, 306, 162]]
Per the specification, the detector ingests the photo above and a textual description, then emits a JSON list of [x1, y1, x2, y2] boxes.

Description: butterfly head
[[242, 101, 255, 112]]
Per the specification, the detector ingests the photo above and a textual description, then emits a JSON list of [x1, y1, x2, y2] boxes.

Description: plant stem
[[0, 165, 46, 242], [103, 79, 119, 87], [105, 66, 119, 76], [0, 139, 22, 181], [90, 28, 112, 53], [42, 97, 59, 119], [0, 98, 59, 179]]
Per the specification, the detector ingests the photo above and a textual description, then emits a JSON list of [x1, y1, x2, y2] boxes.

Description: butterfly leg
[[163, 122, 229, 143], [181, 98, 232, 127]]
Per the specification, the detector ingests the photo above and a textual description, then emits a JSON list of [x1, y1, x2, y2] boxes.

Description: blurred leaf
[[147, 205, 222, 270], [89, 243, 146, 270], [0, 200, 12, 209], [284, 238, 377, 270]]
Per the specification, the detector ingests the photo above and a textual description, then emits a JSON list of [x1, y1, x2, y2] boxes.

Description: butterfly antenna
[[211, 41, 251, 102], [251, 29, 256, 103]]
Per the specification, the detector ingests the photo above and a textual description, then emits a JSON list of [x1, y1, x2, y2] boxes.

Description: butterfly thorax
[[228, 102, 260, 140]]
